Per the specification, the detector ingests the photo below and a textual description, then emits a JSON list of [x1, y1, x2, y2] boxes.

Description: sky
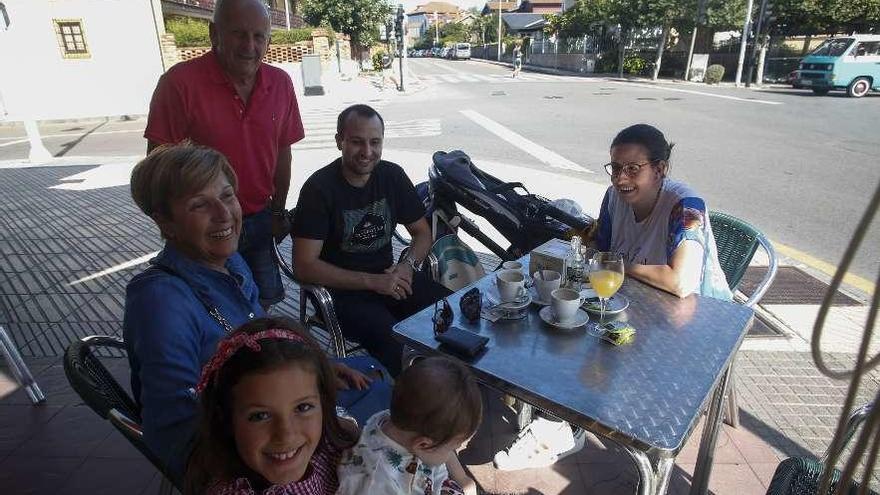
[[398, 0, 487, 13]]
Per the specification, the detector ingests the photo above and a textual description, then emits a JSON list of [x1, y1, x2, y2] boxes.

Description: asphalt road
[[394, 58, 880, 284], [1, 58, 878, 283]]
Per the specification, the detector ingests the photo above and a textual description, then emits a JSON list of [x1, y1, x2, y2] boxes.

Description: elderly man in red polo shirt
[[144, 0, 304, 309]]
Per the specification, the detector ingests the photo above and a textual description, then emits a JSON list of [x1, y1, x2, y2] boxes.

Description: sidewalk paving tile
[[1, 147, 879, 492]]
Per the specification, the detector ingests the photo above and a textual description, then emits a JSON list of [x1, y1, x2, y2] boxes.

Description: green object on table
[[592, 321, 635, 346]]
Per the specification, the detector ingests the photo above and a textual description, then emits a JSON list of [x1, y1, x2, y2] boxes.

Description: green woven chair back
[[766, 456, 877, 495], [710, 211, 762, 291]]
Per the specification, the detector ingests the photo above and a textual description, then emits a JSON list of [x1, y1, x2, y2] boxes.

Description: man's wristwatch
[[404, 254, 423, 273]]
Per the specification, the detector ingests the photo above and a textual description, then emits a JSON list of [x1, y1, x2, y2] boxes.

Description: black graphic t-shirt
[[292, 158, 425, 274]]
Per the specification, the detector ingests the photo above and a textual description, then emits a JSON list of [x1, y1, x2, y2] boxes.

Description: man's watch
[[404, 254, 423, 273]]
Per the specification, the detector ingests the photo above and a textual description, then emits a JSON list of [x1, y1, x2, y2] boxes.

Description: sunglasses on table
[[604, 159, 658, 178]]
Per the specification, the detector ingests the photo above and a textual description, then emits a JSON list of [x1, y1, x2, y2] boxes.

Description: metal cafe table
[[392, 256, 753, 495]]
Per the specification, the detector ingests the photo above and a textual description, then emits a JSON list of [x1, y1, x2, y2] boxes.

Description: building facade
[[0, 0, 165, 121]]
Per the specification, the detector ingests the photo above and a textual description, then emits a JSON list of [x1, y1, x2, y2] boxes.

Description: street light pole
[[735, 0, 754, 86], [497, 2, 502, 61], [434, 12, 439, 46], [283, 0, 291, 30]]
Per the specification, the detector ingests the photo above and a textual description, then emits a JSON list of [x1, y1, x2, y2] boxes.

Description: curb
[[467, 57, 792, 91], [0, 115, 146, 128]]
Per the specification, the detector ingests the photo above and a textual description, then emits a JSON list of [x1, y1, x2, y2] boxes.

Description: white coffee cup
[[496, 269, 526, 303], [533, 270, 562, 302], [501, 260, 523, 271], [551, 288, 584, 324]]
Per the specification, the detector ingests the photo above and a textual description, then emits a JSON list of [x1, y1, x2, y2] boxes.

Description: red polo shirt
[[145, 52, 305, 215]]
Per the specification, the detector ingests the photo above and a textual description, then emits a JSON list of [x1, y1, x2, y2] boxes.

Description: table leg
[[689, 364, 733, 495], [622, 447, 675, 495], [0, 325, 46, 405]]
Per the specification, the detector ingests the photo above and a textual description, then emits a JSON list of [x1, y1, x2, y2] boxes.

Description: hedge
[[165, 17, 322, 48]]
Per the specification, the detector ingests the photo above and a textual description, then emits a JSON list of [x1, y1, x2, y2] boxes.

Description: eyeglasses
[[604, 160, 657, 178], [432, 298, 453, 336]]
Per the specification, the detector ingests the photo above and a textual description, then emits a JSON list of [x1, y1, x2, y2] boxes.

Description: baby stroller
[[423, 150, 594, 262]]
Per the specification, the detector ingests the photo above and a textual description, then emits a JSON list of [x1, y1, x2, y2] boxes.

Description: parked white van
[[453, 43, 471, 60]]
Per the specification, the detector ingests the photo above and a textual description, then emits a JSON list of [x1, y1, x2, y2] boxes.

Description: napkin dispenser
[[529, 238, 570, 276]]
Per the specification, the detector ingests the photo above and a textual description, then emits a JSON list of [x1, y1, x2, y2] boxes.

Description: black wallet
[[436, 326, 489, 359]]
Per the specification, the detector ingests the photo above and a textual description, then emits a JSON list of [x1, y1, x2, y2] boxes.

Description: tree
[[440, 21, 470, 44], [301, 0, 391, 47]]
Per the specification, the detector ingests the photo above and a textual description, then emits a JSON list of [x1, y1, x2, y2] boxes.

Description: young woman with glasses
[[593, 124, 732, 300]]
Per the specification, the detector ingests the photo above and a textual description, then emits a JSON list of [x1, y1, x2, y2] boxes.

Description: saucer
[[487, 287, 532, 310], [539, 306, 588, 330], [528, 286, 553, 306], [582, 294, 630, 315]]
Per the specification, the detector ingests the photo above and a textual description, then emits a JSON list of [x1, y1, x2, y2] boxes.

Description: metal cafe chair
[[0, 325, 46, 405], [766, 402, 876, 495], [273, 209, 438, 358], [63, 335, 180, 494], [710, 211, 779, 427]]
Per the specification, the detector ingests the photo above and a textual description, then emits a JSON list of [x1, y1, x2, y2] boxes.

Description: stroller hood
[[431, 150, 488, 192]]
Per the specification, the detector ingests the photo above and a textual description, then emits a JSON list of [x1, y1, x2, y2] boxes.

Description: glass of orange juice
[[588, 252, 624, 323]]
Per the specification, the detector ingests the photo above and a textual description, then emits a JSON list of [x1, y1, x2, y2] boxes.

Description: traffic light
[[395, 5, 404, 41], [762, 1, 776, 25]]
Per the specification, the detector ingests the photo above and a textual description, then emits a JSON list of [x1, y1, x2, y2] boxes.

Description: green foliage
[[165, 16, 210, 47], [166, 16, 326, 48], [595, 54, 619, 73], [705, 63, 725, 84], [440, 21, 470, 44], [623, 54, 650, 74], [372, 49, 390, 70], [301, 0, 391, 46], [271, 28, 317, 44], [771, 0, 880, 35]]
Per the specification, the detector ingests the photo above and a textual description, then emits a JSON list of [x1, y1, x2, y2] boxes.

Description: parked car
[[452, 43, 471, 60], [792, 34, 880, 97]]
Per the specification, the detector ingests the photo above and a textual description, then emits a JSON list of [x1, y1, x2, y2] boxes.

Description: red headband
[[195, 328, 309, 394]]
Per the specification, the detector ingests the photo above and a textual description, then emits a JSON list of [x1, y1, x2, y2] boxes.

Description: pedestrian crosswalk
[[414, 72, 573, 85], [294, 104, 442, 150]]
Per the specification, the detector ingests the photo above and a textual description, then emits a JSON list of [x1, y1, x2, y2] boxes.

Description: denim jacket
[[123, 244, 263, 480]]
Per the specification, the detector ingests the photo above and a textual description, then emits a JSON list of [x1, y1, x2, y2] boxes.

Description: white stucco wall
[[0, 0, 164, 121]]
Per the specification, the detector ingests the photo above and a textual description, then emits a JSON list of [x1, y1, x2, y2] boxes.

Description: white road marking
[[431, 59, 468, 75], [68, 251, 159, 286], [612, 81, 783, 105], [0, 138, 29, 148], [0, 128, 144, 148], [459, 109, 590, 173], [296, 118, 442, 149]]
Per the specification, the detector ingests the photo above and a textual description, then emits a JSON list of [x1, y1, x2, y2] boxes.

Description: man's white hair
[[213, 0, 270, 24]]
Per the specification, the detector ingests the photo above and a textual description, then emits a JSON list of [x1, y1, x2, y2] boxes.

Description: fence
[[472, 32, 816, 82]]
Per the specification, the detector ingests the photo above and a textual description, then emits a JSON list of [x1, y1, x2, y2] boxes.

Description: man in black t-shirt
[[292, 104, 449, 375]]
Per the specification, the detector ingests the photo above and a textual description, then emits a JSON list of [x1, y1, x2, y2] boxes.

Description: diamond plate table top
[[393, 255, 754, 457]]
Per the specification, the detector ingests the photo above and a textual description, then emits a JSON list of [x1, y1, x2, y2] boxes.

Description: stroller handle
[[542, 203, 593, 233]]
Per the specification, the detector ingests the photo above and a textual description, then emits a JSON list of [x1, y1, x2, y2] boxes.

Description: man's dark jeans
[[239, 208, 284, 307], [330, 271, 451, 376]]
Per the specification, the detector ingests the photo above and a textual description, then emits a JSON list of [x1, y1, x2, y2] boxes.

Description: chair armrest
[[820, 402, 874, 463], [108, 408, 143, 439], [272, 241, 297, 281], [80, 335, 126, 350], [743, 233, 778, 308]]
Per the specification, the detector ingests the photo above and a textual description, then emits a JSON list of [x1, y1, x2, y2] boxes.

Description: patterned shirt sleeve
[[666, 196, 708, 260]]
